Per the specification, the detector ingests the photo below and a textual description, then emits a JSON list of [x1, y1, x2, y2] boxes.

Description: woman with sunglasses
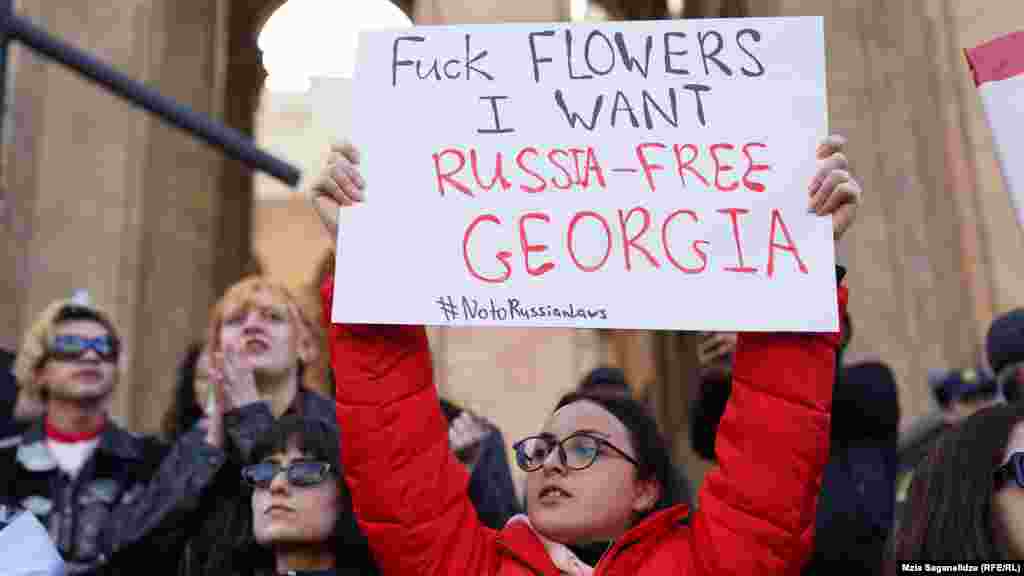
[[309, 134, 861, 575], [236, 415, 379, 575], [889, 402, 1024, 564]]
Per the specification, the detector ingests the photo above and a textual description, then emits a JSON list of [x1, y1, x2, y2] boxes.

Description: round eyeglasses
[[512, 432, 639, 472]]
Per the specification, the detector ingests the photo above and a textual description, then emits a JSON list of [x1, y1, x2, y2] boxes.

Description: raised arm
[[315, 142, 498, 575], [322, 278, 499, 575], [690, 282, 847, 574], [689, 135, 861, 575], [106, 424, 226, 559]]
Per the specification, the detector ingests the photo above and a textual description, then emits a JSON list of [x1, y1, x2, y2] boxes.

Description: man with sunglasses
[[0, 295, 228, 574]]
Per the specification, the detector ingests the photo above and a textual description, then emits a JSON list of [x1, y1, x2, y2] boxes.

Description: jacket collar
[[497, 520, 563, 575], [600, 504, 691, 565], [497, 505, 691, 574], [515, 514, 598, 574], [19, 415, 142, 468], [293, 388, 336, 426]]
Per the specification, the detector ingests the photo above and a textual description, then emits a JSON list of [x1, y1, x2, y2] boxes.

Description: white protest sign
[[330, 17, 836, 331], [966, 31, 1024, 230]]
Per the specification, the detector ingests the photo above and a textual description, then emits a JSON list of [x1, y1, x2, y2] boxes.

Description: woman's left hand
[[808, 135, 862, 243]]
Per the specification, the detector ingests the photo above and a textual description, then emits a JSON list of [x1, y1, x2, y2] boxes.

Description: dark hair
[[161, 342, 206, 442], [889, 402, 1024, 565], [578, 367, 630, 395], [240, 415, 379, 575], [833, 361, 900, 445], [555, 391, 688, 518], [55, 304, 120, 347], [47, 304, 122, 365]]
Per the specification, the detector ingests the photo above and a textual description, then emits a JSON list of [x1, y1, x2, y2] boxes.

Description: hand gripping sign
[[326, 17, 836, 332]]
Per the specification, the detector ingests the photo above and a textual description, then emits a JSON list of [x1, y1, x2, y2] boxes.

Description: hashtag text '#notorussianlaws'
[[434, 296, 608, 322]]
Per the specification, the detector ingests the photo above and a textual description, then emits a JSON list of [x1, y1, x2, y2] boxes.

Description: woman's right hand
[[310, 141, 366, 238], [219, 344, 261, 410]]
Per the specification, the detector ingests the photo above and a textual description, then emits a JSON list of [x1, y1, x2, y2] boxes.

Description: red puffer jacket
[[323, 279, 847, 575]]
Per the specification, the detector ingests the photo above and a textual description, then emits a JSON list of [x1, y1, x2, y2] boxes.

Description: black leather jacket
[[0, 418, 225, 575]]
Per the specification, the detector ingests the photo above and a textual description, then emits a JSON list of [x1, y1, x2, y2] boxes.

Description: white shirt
[[46, 437, 100, 479]]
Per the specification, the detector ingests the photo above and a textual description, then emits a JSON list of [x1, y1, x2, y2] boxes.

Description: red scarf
[[45, 417, 105, 443]]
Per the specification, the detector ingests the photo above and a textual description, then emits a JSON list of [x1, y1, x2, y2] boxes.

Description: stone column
[[1, 1, 243, 433], [742, 0, 1024, 428]]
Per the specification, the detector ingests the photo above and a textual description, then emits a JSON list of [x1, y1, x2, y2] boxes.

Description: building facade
[[2, 0, 1022, 494]]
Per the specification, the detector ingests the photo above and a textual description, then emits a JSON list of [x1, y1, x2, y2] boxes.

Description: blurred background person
[[161, 341, 211, 444], [889, 402, 1024, 564], [988, 308, 1024, 405], [170, 276, 336, 576], [895, 365, 1001, 525], [932, 366, 1001, 426], [804, 360, 900, 575], [440, 398, 521, 530]]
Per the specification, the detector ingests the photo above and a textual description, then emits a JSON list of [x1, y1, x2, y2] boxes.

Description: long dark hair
[[555, 391, 688, 517], [889, 402, 1024, 566], [162, 341, 206, 442], [235, 415, 380, 575]]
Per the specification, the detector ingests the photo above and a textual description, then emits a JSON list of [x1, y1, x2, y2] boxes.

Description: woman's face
[[995, 422, 1024, 559], [251, 443, 339, 547], [525, 400, 659, 544], [218, 288, 299, 377]]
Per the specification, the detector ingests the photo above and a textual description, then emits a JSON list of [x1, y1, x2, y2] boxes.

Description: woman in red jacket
[[311, 136, 861, 575]]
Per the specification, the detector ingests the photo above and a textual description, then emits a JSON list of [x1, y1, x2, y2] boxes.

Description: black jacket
[[0, 417, 225, 575]]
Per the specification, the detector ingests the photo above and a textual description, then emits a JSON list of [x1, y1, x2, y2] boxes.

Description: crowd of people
[[0, 129, 1021, 575]]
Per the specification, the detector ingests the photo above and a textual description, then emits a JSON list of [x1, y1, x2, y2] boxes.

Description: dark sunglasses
[[513, 432, 639, 472], [995, 452, 1024, 490], [241, 461, 333, 489], [47, 334, 119, 363]]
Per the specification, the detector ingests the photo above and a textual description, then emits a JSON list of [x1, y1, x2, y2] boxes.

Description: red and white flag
[[965, 31, 1024, 229]]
